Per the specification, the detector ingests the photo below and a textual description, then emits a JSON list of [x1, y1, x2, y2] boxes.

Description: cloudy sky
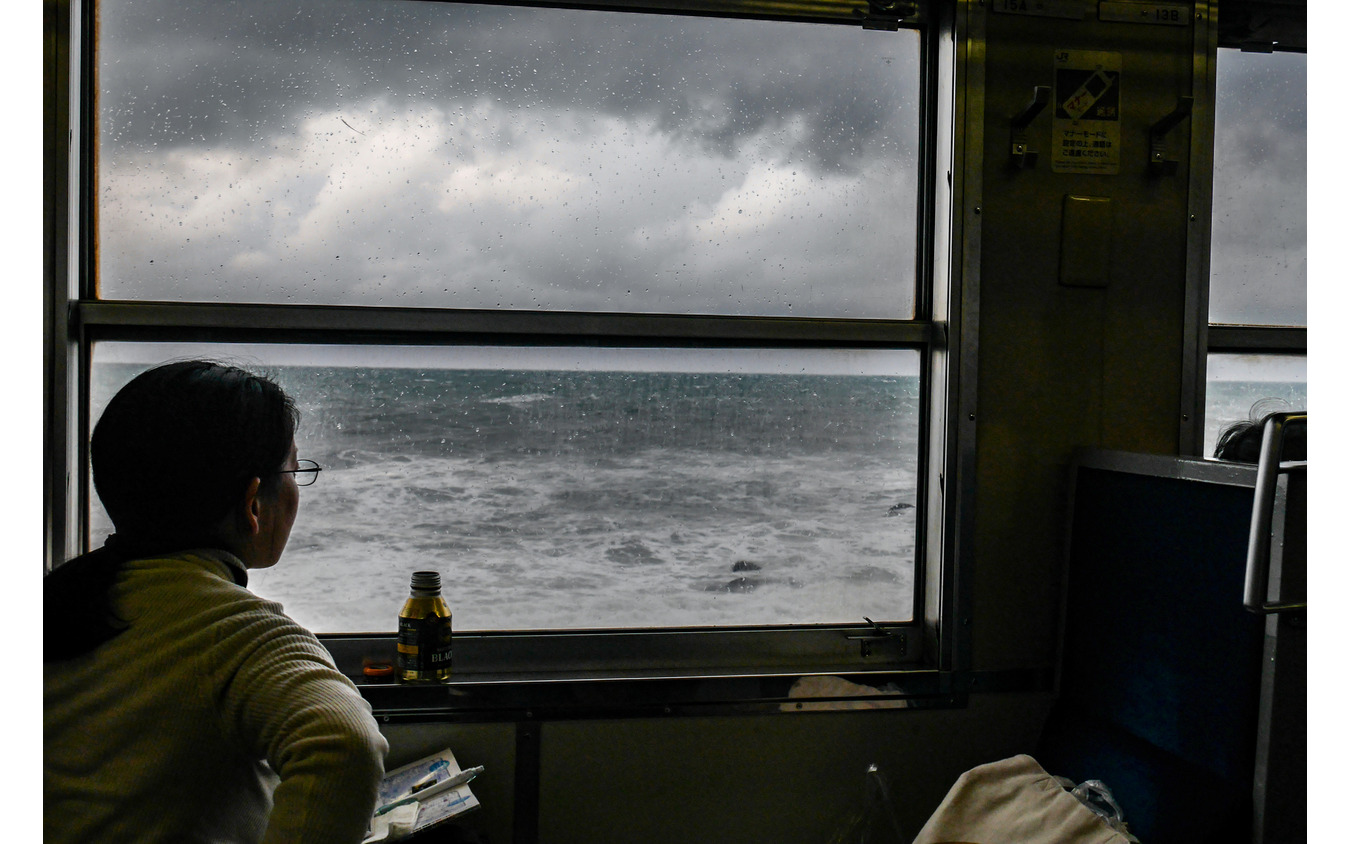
[[1210, 48, 1306, 327], [92, 0, 1306, 368], [97, 0, 921, 320]]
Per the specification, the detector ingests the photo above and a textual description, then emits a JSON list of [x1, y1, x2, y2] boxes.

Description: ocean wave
[[480, 393, 553, 406], [183, 365, 927, 631]]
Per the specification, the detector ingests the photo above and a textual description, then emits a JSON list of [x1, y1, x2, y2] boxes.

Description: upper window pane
[[1209, 50, 1306, 326], [96, 0, 921, 318], [90, 344, 921, 633]]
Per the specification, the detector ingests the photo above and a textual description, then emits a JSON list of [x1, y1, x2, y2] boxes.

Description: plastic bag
[[1055, 777, 1140, 843]]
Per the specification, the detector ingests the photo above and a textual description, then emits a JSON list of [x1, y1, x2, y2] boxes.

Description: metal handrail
[[1243, 412, 1307, 614]]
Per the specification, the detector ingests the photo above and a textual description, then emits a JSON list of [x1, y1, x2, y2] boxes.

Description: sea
[[1202, 379, 1308, 458], [89, 365, 1304, 634], [91, 365, 923, 633]]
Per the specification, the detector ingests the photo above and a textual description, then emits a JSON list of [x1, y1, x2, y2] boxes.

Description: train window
[[66, 0, 936, 672], [1210, 49, 1306, 327], [96, 0, 921, 319], [90, 342, 921, 633], [1204, 353, 1307, 458], [1206, 48, 1306, 449]]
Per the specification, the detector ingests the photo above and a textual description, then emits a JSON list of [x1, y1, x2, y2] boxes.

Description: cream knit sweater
[[44, 550, 389, 843]]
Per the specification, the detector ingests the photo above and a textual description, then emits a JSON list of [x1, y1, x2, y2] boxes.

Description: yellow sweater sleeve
[[208, 593, 389, 844]]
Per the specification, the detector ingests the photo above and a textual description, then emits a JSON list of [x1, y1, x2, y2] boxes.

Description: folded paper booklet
[[364, 747, 481, 842]]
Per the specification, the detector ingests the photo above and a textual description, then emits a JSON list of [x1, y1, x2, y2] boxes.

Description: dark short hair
[[1214, 411, 1306, 463], [91, 359, 298, 543], [46, 360, 298, 662]]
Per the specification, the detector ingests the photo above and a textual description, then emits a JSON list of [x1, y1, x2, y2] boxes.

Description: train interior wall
[[382, 695, 1053, 842]]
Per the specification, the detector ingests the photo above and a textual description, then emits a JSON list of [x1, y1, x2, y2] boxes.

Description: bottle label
[[397, 613, 452, 677]]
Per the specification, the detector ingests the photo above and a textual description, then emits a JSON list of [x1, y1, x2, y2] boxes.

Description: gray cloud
[[96, 1, 1304, 327], [1213, 49, 1305, 175], [1210, 48, 1306, 326], [97, 0, 922, 316], [100, 0, 917, 175]]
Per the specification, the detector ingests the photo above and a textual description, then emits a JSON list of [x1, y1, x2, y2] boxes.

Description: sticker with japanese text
[[1052, 50, 1122, 174]]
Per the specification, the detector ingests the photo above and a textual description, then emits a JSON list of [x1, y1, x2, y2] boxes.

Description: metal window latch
[[1148, 96, 1193, 175], [1010, 86, 1051, 169], [846, 617, 906, 658], [860, 0, 918, 31]]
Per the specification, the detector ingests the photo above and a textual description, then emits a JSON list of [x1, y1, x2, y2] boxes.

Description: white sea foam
[[251, 446, 916, 632], [91, 364, 921, 633], [479, 393, 554, 406]]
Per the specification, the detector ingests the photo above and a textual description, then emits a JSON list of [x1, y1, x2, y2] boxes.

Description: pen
[[373, 766, 485, 817]]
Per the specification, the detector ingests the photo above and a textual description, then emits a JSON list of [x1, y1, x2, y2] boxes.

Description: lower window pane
[[1205, 353, 1307, 458], [91, 343, 921, 632]]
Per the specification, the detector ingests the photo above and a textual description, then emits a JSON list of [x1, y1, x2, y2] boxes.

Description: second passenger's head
[[1213, 407, 1306, 463], [91, 359, 301, 567]]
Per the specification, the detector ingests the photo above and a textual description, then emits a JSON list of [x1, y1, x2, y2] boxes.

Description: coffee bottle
[[397, 571, 453, 683]]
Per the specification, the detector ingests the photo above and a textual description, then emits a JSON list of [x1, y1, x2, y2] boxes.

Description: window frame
[[46, 0, 975, 711], [1195, 39, 1308, 455]]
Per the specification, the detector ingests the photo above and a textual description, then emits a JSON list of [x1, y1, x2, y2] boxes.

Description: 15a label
[[992, 0, 1086, 19]]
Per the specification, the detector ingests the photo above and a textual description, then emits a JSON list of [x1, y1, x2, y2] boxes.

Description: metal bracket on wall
[[1010, 86, 1050, 169], [1149, 96, 1193, 175], [860, 0, 917, 31]]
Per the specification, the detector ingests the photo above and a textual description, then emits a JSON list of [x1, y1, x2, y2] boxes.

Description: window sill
[[319, 631, 965, 721], [350, 668, 954, 722]]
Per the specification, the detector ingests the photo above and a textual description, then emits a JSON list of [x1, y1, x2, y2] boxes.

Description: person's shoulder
[[195, 581, 339, 679], [124, 551, 299, 630], [130, 550, 257, 595]]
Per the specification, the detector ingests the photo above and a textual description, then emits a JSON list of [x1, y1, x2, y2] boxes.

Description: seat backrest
[[1038, 451, 1265, 844]]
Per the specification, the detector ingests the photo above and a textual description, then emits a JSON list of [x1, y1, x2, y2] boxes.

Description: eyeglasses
[[278, 459, 323, 487]]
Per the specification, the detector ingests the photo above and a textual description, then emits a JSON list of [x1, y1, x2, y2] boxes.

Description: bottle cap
[[410, 570, 442, 595]]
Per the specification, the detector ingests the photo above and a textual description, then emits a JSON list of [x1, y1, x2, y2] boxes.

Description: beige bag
[[911, 755, 1137, 844]]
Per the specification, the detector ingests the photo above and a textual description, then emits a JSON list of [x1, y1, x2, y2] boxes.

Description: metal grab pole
[[1243, 413, 1307, 614]]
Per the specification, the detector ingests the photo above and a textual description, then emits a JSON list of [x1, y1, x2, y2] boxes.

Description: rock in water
[[706, 576, 763, 593]]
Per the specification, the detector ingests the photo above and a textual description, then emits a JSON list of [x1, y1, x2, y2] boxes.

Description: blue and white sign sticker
[[1052, 50, 1122, 174]]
